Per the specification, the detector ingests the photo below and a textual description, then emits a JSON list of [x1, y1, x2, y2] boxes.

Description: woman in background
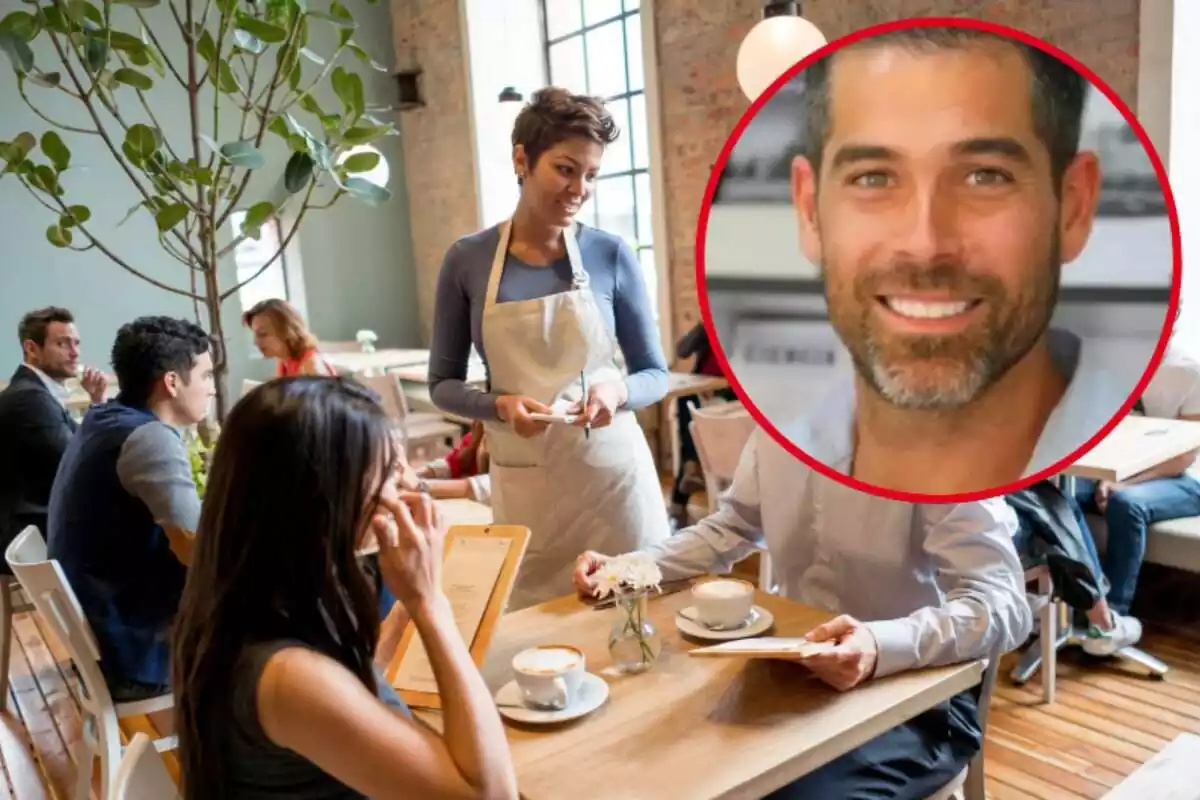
[[173, 377, 517, 799], [243, 298, 336, 377], [428, 87, 671, 609]]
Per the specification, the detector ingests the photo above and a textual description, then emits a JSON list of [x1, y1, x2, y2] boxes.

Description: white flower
[[591, 552, 662, 598], [356, 329, 378, 344]]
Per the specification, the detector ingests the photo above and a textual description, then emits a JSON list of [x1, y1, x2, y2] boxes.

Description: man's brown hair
[[242, 298, 317, 360], [18, 306, 74, 348], [511, 86, 620, 183]]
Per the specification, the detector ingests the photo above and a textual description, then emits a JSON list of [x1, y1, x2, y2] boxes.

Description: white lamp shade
[[736, 15, 828, 102]]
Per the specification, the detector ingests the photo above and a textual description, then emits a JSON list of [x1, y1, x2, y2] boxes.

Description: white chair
[[924, 647, 1002, 800], [5, 527, 176, 799], [241, 379, 263, 397], [356, 372, 463, 460], [0, 567, 36, 711], [110, 732, 179, 800], [688, 403, 773, 591]]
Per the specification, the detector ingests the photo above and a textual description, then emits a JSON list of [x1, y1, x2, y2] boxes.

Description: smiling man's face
[[793, 39, 1094, 409]]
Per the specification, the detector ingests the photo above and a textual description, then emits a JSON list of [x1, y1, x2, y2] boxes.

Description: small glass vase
[[607, 587, 661, 674]]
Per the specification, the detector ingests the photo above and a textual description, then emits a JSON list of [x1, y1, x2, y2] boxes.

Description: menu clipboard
[[384, 524, 530, 710], [689, 637, 837, 659]]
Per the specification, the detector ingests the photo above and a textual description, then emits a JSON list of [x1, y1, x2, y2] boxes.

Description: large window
[[542, 0, 657, 315]]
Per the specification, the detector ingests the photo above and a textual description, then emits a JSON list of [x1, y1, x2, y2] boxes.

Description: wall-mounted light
[[736, 1, 827, 102], [392, 68, 425, 111], [498, 86, 524, 103]]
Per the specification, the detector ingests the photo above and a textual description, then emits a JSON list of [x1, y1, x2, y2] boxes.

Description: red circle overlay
[[695, 16, 1182, 504]]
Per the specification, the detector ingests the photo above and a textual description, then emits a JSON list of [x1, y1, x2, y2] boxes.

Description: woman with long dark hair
[[172, 377, 517, 799]]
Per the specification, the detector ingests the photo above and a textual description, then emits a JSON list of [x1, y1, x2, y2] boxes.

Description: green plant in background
[[0, 0, 397, 419], [186, 429, 211, 497]]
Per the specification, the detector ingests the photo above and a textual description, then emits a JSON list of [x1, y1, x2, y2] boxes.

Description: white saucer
[[494, 672, 609, 724], [676, 605, 774, 641]]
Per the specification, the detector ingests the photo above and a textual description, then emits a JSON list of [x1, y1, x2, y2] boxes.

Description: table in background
[[325, 349, 430, 375], [401, 587, 982, 800], [1064, 415, 1200, 484]]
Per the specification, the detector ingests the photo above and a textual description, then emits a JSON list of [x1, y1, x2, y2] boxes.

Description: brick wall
[[391, 0, 480, 345], [650, 0, 1141, 357], [393, 0, 1141, 349]]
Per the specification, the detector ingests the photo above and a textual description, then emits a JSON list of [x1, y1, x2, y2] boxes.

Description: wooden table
[[1065, 415, 1200, 482], [404, 587, 982, 800], [325, 349, 430, 375], [392, 359, 489, 385]]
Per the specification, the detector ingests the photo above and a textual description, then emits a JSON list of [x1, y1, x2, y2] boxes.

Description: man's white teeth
[[884, 298, 971, 319]]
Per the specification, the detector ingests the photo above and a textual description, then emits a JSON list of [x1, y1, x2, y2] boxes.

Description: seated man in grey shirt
[[48, 316, 215, 701], [574, 429, 1032, 799]]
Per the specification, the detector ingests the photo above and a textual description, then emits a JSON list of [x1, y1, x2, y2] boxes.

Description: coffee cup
[[511, 644, 586, 710], [691, 578, 755, 629]]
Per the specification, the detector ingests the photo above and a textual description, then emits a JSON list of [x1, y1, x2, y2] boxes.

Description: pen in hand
[[581, 370, 590, 439]]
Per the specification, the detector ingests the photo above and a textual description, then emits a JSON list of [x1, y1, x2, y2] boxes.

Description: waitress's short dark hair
[[511, 87, 620, 181]]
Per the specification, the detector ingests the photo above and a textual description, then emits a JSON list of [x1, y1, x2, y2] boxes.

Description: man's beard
[[822, 240, 1061, 411]]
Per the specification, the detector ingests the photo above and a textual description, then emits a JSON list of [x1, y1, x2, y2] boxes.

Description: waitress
[[428, 86, 671, 610]]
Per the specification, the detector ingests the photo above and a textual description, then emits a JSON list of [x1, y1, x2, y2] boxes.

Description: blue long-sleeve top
[[429, 223, 669, 421]]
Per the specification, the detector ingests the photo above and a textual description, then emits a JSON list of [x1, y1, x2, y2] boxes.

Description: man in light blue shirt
[[574, 427, 1031, 798]]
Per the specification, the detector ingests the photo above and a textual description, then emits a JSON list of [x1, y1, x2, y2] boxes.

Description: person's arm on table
[[575, 434, 766, 591]]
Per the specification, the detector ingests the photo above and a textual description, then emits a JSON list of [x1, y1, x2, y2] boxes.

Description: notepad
[[689, 637, 839, 658]]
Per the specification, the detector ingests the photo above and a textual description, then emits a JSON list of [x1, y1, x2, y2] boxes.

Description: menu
[[391, 535, 514, 697], [690, 637, 838, 659]]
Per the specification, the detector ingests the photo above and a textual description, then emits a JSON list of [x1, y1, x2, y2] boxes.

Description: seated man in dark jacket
[[0, 307, 108, 553], [48, 316, 213, 701], [1007, 481, 1142, 656]]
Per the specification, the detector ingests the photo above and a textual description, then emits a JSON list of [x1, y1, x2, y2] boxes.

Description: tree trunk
[[202, 267, 229, 421]]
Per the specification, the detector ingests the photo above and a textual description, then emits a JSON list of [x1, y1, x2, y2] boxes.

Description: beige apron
[[481, 220, 671, 611]]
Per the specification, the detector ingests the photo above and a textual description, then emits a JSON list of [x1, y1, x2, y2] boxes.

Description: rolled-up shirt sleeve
[[116, 423, 202, 532], [643, 434, 765, 580], [865, 499, 1032, 679]]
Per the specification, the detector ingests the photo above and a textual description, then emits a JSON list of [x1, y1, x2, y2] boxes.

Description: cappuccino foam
[[694, 579, 752, 599], [512, 646, 582, 675]]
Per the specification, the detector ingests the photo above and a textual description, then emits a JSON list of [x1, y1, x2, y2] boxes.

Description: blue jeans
[[1075, 475, 1200, 614]]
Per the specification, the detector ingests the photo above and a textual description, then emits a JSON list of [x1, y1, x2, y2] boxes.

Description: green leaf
[[84, 34, 108, 72], [107, 31, 144, 52], [340, 124, 389, 146], [286, 133, 306, 152], [216, 60, 239, 94], [236, 15, 286, 43], [41, 131, 70, 171], [39, 6, 69, 34], [299, 93, 323, 117], [0, 11, 41, 40], [46, 223, 72, 247], [127, 45, 149, 66], [196, 29, 217, 62], [308, 8, 354, 27], [1, 131, 37, 174], [283, 151, 313, 193], [154, 202, 188, 232], [219, 139, 265, 169], [113, 66, 153, 90], [26, 70, 60, 87], [0, 31, 35, 74], [340, 150, 379, 173], [344, 176, 389, 206], [113, 0, 162, 7], [63, 204, 90, 226], [29, 164, 60, 194], [240, 200, 275, 238], [336, 25, 352, 48], [347, 43, 386, 71], [267, 115, 290, 140], [288, 61, 300, 90], [143, 41, 165, 76], [232, 28, 265, 54], [329, 0, 352, 22], [124, 123, 160, 159]]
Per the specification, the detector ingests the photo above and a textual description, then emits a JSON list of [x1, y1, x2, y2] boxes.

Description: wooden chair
[[0, 571, 35, 711], [110, 732, 179, 800], [5, 527, 176, 799], [688, 402, 772, 591], [356, 372, 462, 460]]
